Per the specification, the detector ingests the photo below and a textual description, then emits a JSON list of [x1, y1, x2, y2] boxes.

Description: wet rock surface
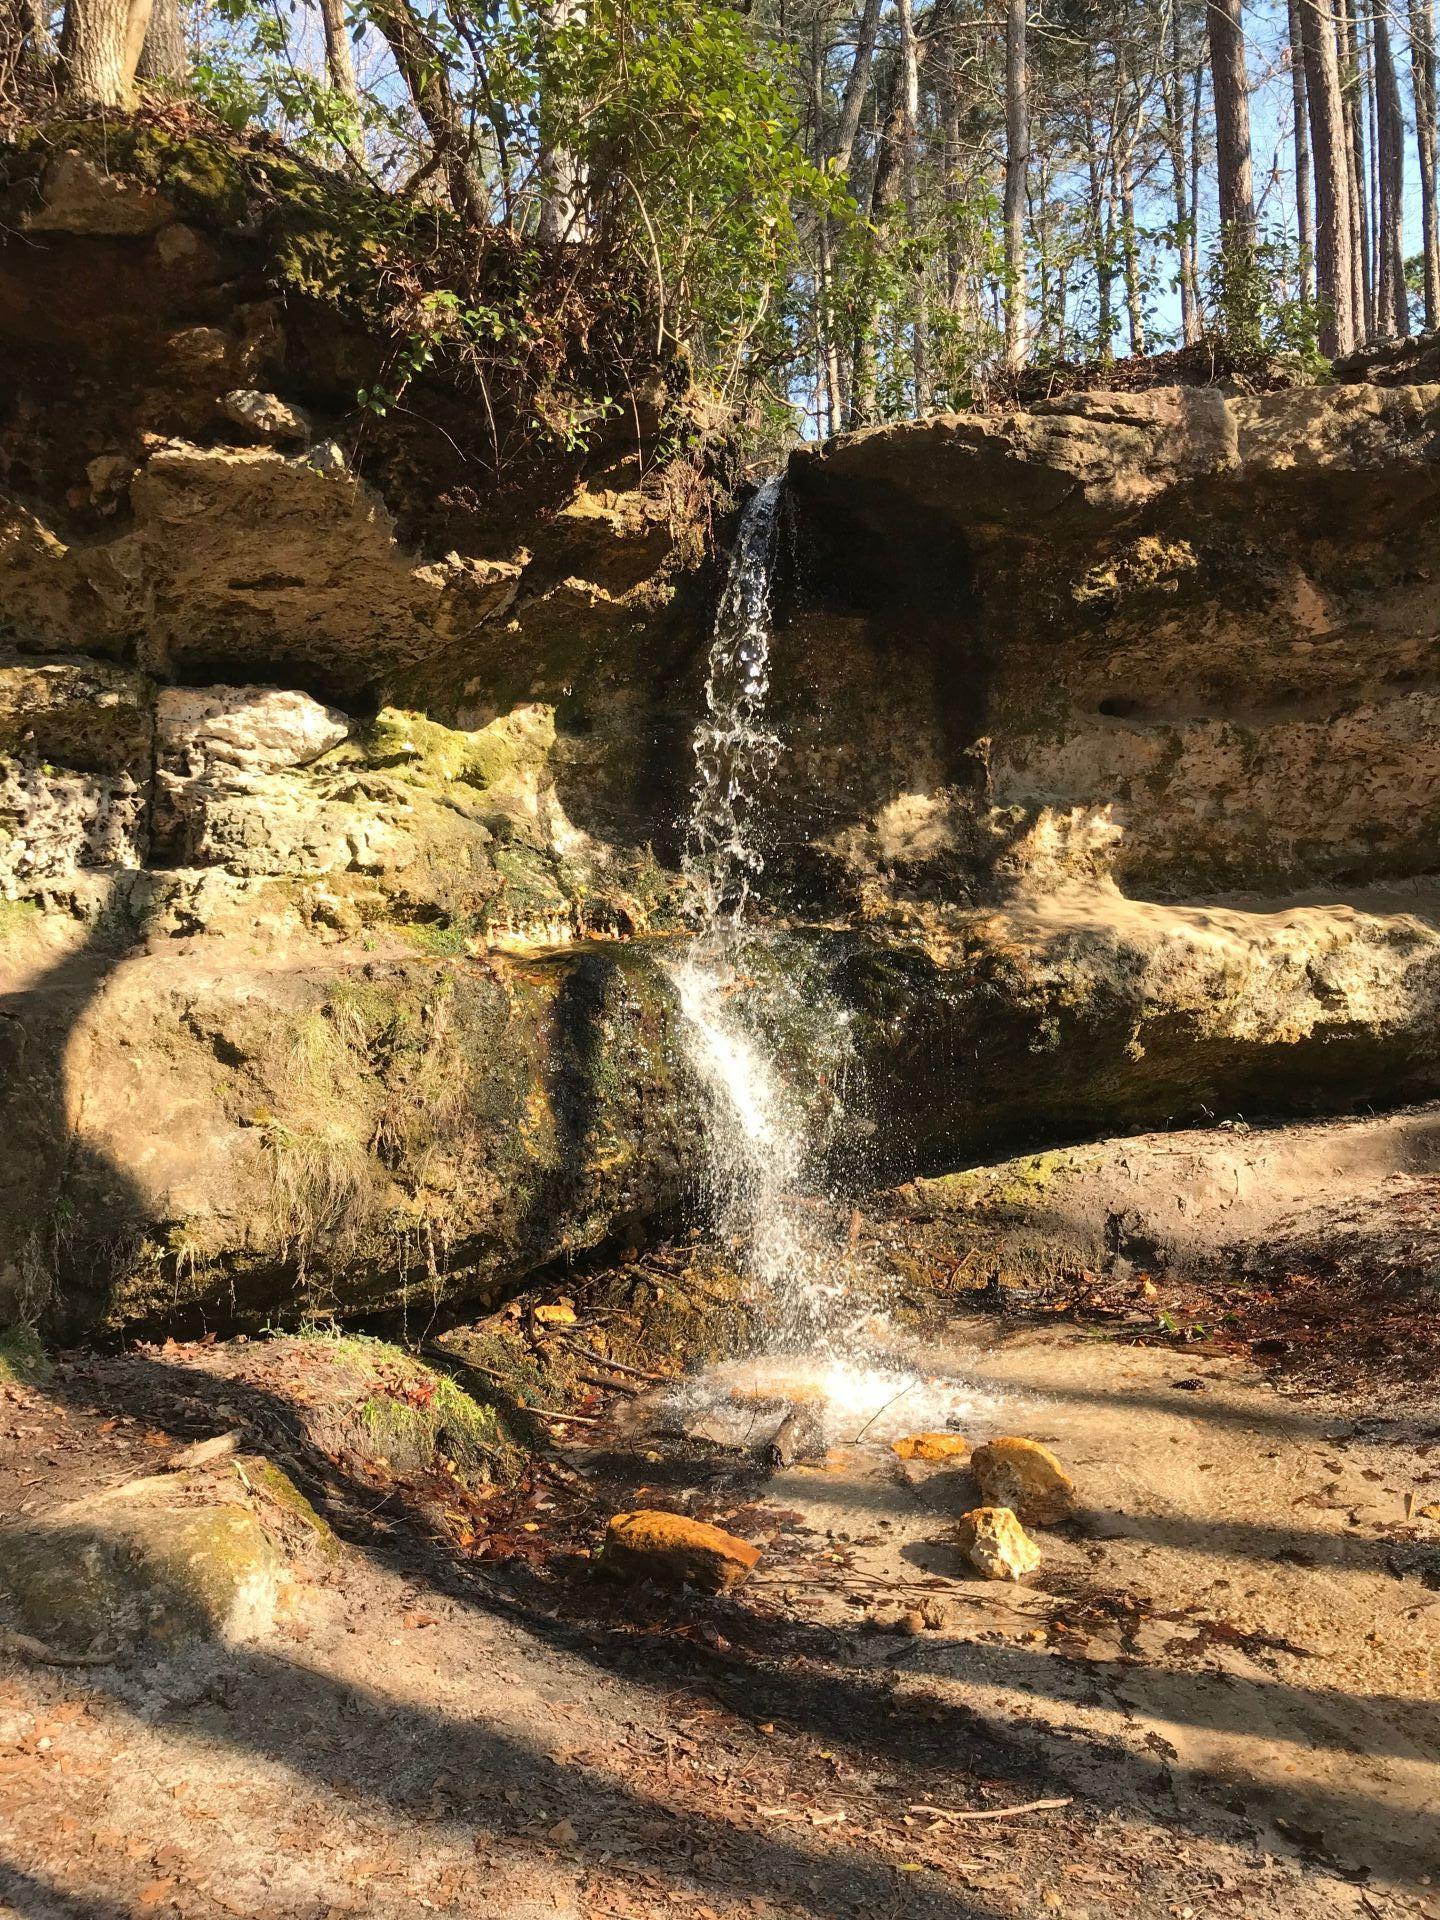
[[969, 1438, 1075, 1526]]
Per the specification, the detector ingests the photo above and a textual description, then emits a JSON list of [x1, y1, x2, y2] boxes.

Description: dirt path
[[2, 1320, 1437, 1919]]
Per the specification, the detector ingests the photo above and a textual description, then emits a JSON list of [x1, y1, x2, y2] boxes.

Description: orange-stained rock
[[956, 1506, 1041, 1581], [970, 1436, 1074, 1525], [890, 1432, 969, 1462], [533, 1299, 577, 1325], [601, 1510, 761, 1593]]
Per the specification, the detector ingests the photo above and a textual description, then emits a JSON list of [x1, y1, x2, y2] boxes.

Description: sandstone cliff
[[3, 128, 1439, 1334]]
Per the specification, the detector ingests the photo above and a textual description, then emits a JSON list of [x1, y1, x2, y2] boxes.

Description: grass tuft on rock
[[0, 1322, 52, 1385]]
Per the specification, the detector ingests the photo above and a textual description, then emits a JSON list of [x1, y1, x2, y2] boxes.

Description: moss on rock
[[239, 1455, 342, 1558], [0, 1496, 282, 1650], [285, 1331, 526, 1486]]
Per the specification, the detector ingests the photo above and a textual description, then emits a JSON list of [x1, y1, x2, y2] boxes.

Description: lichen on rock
[[0, 1484, 285, 1650]]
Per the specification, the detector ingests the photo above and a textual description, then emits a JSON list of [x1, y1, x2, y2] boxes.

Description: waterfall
[[681, 474, 784, 930], [660, 480, 999, 1442], [669, 477, 855, 1347]]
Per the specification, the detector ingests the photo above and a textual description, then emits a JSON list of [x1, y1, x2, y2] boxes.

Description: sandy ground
[[1, 1318, 1438, 1920]]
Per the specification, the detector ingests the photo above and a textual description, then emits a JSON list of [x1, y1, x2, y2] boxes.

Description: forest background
[[3, 0, 1436, 443]]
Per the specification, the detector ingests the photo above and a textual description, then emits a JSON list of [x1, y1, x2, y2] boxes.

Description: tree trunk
[[1368, 5, 1381, 313], [1120, 144, 1145, 356], [834, 0, 882, 179], [1, 0, 27, 96], [1297, 0, 1357, 354], [940, 42, 964, 309], [897, 0, 929, 413], [1164, 0, 1200, 343], [1084, 78, 1114, 360], [538, 0, 585, 243], [60, 0, 153, 103], [368, 0, 487, 226], [1339, 0, 1371, 337], [1287, 0, 1315, 299], [817, 221, 843, 438], [1003, 0, 1028, 371], [316, 0, 366, 162], [1033, 152, 1052, 358], [1188, 57, 1204, 311], [808, 29, 840, 437], [1373, 3, 1408, 334], [849, 50, 907, 427], [1206, 0, 1256, 248], [1, 0, 51, 91], [1056, 257, 1069, 360], [1410, 0, 1440, 328], [135, 0, 184, 85]]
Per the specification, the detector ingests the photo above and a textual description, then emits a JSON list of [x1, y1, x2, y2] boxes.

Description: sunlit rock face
[[781, 381, 1440, 907], [3, 151, 1440, 1342]]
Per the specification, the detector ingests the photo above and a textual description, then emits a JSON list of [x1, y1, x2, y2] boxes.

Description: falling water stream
[[668, 477, 849, 1347], [662, 479, 1001, 1444]]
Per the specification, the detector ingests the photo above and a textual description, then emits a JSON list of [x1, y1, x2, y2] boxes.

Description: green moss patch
[[238, 1455, 341, 1558], [365, 705, 557, 795], [0, 898, 39, 944], [286, 1331, 526, 1487]]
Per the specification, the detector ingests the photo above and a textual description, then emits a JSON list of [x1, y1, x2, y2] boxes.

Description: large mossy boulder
[[1, 1476, 287, 1650], [5, 877, 1439, 1334]]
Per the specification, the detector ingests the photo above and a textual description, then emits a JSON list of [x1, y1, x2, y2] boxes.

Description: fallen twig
[[573, 1370, 640, 1399], [419, 1343, 512, 1388], [852, 1381, 920, 1443], [551, 1336, 668, 1384], [907, 1797, 1072, 1823]]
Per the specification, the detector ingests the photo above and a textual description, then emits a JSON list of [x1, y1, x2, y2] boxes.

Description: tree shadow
[[510, 942, 675, 1277], [0, 879, 153, 1338], [781, 1459, 1440, 1587], [0, 1862, 186, 1920]]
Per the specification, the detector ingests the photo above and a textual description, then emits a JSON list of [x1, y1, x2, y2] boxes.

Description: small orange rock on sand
[[890, 1433, 969, 1462], [601, 1510, 761, 1593], [970, 1436, 1074, 1525], [956, 1506, 1042, 1581]]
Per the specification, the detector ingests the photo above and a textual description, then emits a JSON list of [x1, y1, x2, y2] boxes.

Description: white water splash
[[660, 1350, 1012, 1450]]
